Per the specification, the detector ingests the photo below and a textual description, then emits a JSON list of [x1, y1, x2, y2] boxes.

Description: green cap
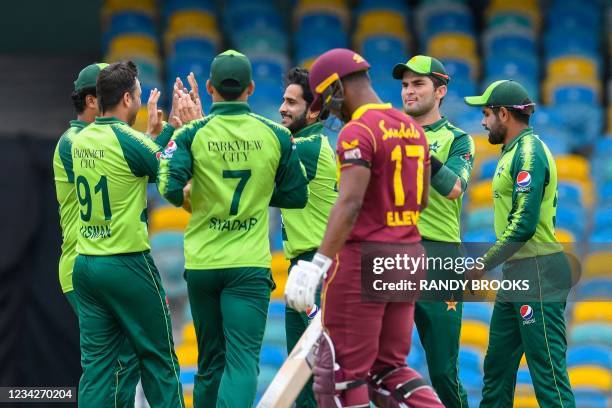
[[210, 50, 252, 94], [74, 63, 109, 92], [464, 80, 535, 111], [392, 55, 450, 84]]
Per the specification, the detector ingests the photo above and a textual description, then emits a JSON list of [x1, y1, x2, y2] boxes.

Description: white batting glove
[[285, 253, 332, 312]]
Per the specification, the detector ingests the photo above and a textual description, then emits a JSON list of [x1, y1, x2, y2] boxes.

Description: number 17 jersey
[[336, 103, 430, 244]]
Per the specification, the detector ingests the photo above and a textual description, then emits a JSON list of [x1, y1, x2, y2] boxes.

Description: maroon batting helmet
[[308, 48, 371, 113]]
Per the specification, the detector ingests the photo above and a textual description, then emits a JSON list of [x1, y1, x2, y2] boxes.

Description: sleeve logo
[[341, 139, 359, 150], [515, 171, 532, 192], [156, 140, 177, 160], [344, 148, 362, 160]]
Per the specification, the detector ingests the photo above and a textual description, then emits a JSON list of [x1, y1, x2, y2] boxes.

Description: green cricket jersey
[[483, 127, 562, 270], [72, 117, 174, 256], [157, 102, 308, 270], [53, 120, 87, 293], [417, 117, 475, 242], [281, 122, 338, 259]]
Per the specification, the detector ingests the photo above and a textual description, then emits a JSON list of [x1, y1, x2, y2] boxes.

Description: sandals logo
[[379, 120, 420, 141]]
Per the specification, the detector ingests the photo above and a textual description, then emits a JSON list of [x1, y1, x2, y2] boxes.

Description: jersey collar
[[95, 116, 127, 125], [351, 103, 392, 120], [293, 122, 324, 139], [210, 102, 251, 116], [502, 127, 533, 154], [69, 120, 88, 129], [422, 117, 448, 132]]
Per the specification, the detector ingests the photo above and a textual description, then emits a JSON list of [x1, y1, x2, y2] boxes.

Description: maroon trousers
[[320, 242, 442, 407]]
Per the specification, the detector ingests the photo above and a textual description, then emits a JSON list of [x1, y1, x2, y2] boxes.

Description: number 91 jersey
[[71, 117, 165, 255], [336, 103, 430, 244]]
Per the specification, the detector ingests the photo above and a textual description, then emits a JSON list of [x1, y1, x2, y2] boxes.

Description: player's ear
[[247, 81, 255, 96], [307, 108, 320, 121], [205, 79, 214, 96], [85, 94, 97, 110], [436, 84, 447, 100]]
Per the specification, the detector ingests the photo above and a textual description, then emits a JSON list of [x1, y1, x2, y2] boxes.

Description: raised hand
[[146, 88, 164, 138]]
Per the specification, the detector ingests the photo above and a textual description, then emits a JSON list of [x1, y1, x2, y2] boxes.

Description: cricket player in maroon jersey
[[285, 48, 443, 407]]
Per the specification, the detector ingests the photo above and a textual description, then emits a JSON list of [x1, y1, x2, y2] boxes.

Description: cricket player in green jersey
[[278, 67, 337, 408], [392, 55, 473, 408], [53, 62, 142, 407], [72, 61, 187, 407], [158, 50, 308, 407], [464, 80, 575, 407]]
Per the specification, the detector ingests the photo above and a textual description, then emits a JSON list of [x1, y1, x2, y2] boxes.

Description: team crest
[[341, 139, 359, 150], [344, 148, 362, 160]]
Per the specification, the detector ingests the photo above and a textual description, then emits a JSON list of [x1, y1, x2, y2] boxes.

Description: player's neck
[[77, 110, 96, 124], [102, 109, 129, 124], [412, 109, 442, 127], [503, 124, 529, 145]]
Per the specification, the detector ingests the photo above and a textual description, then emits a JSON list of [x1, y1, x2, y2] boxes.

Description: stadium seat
[[478, 158, 498, 180], [149, 206, 190, 232], [574, 390, 610, 408], [583, 252, 612, 278], [175, 343, 198, 366], [555, 155, 590, 183], [468, 181, 493, 210], [263, 319, 286, 347], [465, 208, 494, 232], [555, 228, 575, 243], [458, 347, 482, 373], [570, 323, 612, 347], [548, 56, 598, 80], [513, 394, 539, 407], [572, 302, 612, 324], [462, 229, 497, 244], [181, 323, 196, 345], [108, 34, 159, 58], [568, 366, 612, 391], [567, 345, 612, 369], [460, 321, 489, 350], [462, 303, 493, 324], [427, 33, 477, 59], [575, 278, 612, 301], [168, 10, 217, 32], [260, 344, 286, 367], [555, 206, 584, 239], [132, 107, 149, 132], [472, 135, 501, 160]]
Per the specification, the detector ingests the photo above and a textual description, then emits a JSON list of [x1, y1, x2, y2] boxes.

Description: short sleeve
[[336, 121, 376, 170]]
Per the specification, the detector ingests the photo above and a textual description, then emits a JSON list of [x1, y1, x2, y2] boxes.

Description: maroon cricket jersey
[[336, 103, 430, 243]]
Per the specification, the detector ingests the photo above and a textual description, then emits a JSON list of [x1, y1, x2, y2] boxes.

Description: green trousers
[[185, 267, 273, 408], [415, 239, 468, 408], [285, 250, 320, 408], [73, 252, 184, 408], [480, 252, 575, 408], [65, 291, 140, 408]]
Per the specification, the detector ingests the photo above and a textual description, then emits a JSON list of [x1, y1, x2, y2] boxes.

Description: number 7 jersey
[[336, 103, 430, 243], [157, 102, 308, 270]]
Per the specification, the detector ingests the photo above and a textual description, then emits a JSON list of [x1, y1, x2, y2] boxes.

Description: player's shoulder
[[443, 120, 470, 140], [248, 112, 291, 136], [173, 115, 215, 140]]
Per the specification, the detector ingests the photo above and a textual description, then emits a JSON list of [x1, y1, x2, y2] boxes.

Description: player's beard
[[286, 109, 309, 134], [487, 121, 507, 145], [127, 106, 139, 126]]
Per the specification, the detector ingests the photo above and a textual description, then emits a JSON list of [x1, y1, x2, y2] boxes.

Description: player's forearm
[[317, 198, 362, 258], [152, 122, 175, 148], [430, 156, 463, 199]]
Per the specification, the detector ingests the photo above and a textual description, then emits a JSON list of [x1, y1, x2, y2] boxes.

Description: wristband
[[430, 156, 443, 177]]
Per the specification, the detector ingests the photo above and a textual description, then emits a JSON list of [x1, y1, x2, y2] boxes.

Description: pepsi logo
[[516, 171, 531, 187], [306, 304, 319, 319], [520, 305, 534, 321]]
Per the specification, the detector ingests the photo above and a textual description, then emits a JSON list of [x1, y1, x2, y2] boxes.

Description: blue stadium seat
[[466, 208, 494, 232], [268, 300, 285, 320], [556, 182, 582, 207], [229, 9, 285, 34], [555, 206, 585, 238], [406, 344, 425, 372], [295, 30, 349, 63], [538, 134, 569, 156], [593, 138, 612, 157], [257, 365, 278, 393], [179, 367, 196, 385], [171, 37, 216, 58], [478, 159, 498, 180], [462, 229, 496, 243], [260, 344, 286, 367], [423, 11, 475, 41], [489, 13, 534, 30], [150, 232, 186, 298], [299, 13, 344, 32], [251, 58, 286, 83], [575, 278, 612, 301], [588, 228, 612, 243], [439, 58, 473, 81], [462, 303, 493, 324], [263, 319, 286, 346], [454, 109, 484, 135], [357, 0, 410, 15], [163, 0, 216, 18], [485, 56, 538, 80], [486, 34, 536, 56], [574, 390, 609, 408], [445, 78, 477, 98], [516, 368, 532, 385], [374, 79, 403, 108], [108, 11, 155, 37], [167, 56, 211, 81], [459, 368, 483, 393], [567, 345, 612, 369], [593, 208, 612, 230], [235, 29, 289, 55], [531, 106, 567, 129], [554, 103, 603, 148], [361, 36, 407, 62], [552, 86, 598, 105], [459, 347, 483, 373]]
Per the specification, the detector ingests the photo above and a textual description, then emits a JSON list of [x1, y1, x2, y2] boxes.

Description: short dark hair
[[96, 61, 139, 113], [217, 79, 243, 101], [71, 86, 96, 114], [492, 106, 531, 125], [430, 75, 446, 107], [284, 67, 313, 107], [341, 70, 370, 85]]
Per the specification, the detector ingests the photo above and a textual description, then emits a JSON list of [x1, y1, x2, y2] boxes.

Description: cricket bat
[[256, 312, 322, 408]]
